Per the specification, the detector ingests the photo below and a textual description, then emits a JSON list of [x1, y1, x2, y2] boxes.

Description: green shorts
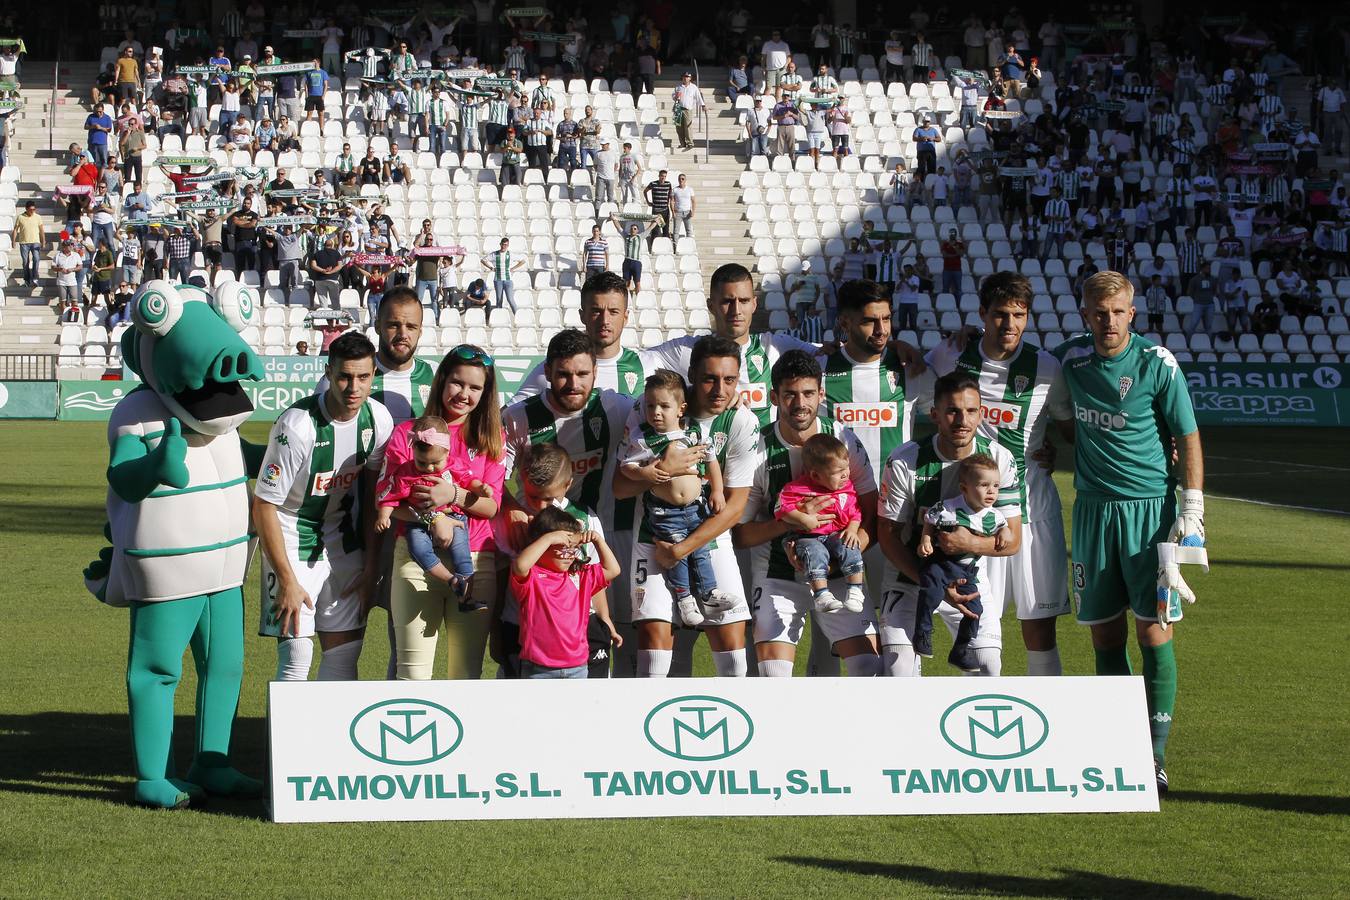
[[1070, 493, 1174, 625]]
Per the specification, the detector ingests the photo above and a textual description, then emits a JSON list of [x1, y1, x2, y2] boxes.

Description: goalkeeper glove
[[1169, 489, 1206, 548], [1156, 542, 1197, 628]]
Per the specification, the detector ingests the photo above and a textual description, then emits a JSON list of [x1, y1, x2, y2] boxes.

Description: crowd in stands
[[720, 8, 1350, 360], [10, 3, 712, 357], [5, 5, 1350, 363]]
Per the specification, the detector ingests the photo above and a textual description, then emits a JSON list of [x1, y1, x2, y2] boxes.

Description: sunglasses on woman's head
[[450, 345, 494, 367]]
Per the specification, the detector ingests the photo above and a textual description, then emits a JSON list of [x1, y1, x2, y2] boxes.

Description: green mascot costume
[[84, 279, 267, 809]]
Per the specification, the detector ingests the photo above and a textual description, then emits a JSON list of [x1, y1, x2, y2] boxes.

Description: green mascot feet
[[88, 280, 267, 809]]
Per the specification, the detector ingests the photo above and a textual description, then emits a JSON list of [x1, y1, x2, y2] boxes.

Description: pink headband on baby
[[413, 429, 450, 449]]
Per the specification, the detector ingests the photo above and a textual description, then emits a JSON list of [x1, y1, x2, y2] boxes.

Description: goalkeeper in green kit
[[1053, 271, 1207, 795]]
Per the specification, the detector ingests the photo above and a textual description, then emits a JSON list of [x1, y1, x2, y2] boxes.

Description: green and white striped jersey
[[502, 388, 638, 533], [820, 345, 934, 488], [372, 357, 436, 424], [878, 435, 1020, 585], [256, 394, 394, 563], [315, 356, 435, 426], [647, 331, 820, 427], [926, 339, 1071, 523], [923, 495, 1010, 566], [740, 418, 876, 581], [512, 347, 653, 402]]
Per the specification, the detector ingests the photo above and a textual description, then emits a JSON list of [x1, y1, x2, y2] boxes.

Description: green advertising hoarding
[[0, 381, 58, 418], [57, 356, 544, 422], [1183, 363, 1350, 426]]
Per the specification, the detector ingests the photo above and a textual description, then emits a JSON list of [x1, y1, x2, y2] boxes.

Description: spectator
[[761, 30, 790, 94], [644, 170, 673, 245], [309, 236, 345, 310], [593, 138, 617, 205], [52, 239, 83, 308], [481, 237, 524, 323], [90, 240, 116, 319], [672, 72, 704, 152], [892, 265, 922, 333], [613, 217, 658, 292], [524, 108, 553, 173], [1145, 275, 1168, 333], [670, 174, 695, 240], [554, 107, 579, 173], [939, 229, 966, 296], [13, 201, 43, 287], [384, 142, 413, 185], [304, 59, 329, 124], [827, 101, 851, 159], [165, 225, 195, 283], [1251, 293, 1281, 337], [499, 128, 525, 189], [578, 105, 602, 169], [295, 340, 310, 356], [744, 96, 770, 159], [884, 31, 906, 85], [912, 115, 941, 177], [1218, 272, 1250, 337], [114, 47, 140, 103], [582, 224, 609, 280], [727, 58, 749, 104], [773, 95, 799, 160], [85, 103, 113, 170]]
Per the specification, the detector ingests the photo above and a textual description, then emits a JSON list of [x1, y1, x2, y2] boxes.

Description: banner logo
[[349, 699, 464, 766], [643, 695, 754, 762], [939, 694, 1049, 760]]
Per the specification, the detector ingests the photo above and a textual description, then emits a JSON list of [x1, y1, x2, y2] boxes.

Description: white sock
[[881, 644, 921, 677], [758, 658, 794, 678], [844, 653, 883, 677], [962, 647, 1002, 677], [316, 639, 363, 681], [1026, 647, 1063, 676], [638, 649, 672, 678], [275, 637, 313, 681], [712, 649, 748, 677]]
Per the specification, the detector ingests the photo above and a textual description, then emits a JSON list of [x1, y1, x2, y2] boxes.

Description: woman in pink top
[[385, 345, 507, 679], [774, 434, 867, 617]]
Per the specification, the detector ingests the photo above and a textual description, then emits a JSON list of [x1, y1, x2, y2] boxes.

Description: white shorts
[[807, 131, 830, 152], [259, 550, 365, 638], [980, 515, 1071, 620], [877, 557, 1005, 654], [752, 576, 877, 648], [632, 539, 751, 626]]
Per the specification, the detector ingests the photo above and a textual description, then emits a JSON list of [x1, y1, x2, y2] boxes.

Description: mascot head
[[121, 279, 264, 435]]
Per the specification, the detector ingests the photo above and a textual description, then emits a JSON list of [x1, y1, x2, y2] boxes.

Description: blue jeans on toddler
[[405, 511, 479, 608], [646, 496, 716, 601], [917, 554, 982, 660], [520, 661, 588, 679], [792, 532, 864, 583]]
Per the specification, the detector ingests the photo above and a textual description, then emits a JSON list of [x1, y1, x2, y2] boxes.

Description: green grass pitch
[[0, 422, 1346, 898]]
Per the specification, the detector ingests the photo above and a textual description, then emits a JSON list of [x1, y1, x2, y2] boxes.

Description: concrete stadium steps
[[647, 74, 756, 287], [3, 61, 105, 356]]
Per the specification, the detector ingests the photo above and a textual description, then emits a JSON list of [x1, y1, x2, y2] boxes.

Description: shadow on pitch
[[0, 497, 109, 536], [0, 712, 269, 819], [1207, 559, 1350, 571], [775, 857, 1249, 899], [1166, 789, 1350, 816]]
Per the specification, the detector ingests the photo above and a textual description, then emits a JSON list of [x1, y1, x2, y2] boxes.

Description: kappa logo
[[1013, 375, 1030, 395], [940, 694, 1050, 760], [349, 698, 464, 766], [275, 433, 289, 446], [1119, 376, 1134, 400], [644, 695, 754, 761]]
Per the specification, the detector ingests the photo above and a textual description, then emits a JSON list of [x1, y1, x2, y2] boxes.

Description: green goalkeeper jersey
[[1053, 333, 1198, 501]]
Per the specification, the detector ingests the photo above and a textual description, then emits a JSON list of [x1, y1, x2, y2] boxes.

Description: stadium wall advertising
[[269, 677, 1158, 822], [56, 357, 542, 421], [0, 381, 58, 418], [56, 362, 1350, 426]]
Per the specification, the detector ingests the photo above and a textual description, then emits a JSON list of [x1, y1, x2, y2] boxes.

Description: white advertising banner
[[269, 677, 1159, 823]]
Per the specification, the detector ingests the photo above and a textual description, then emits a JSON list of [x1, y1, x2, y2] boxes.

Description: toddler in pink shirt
[[774, 433, 867, 615]]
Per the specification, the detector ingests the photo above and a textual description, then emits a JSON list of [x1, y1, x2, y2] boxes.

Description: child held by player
[[620, 370, 734, 628], [491, 442, 615, 678], [375, 415, 491, 607], [509, 505, 623, 679], [775, 433, 867, 614], [915, 453, 1010, 671]]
